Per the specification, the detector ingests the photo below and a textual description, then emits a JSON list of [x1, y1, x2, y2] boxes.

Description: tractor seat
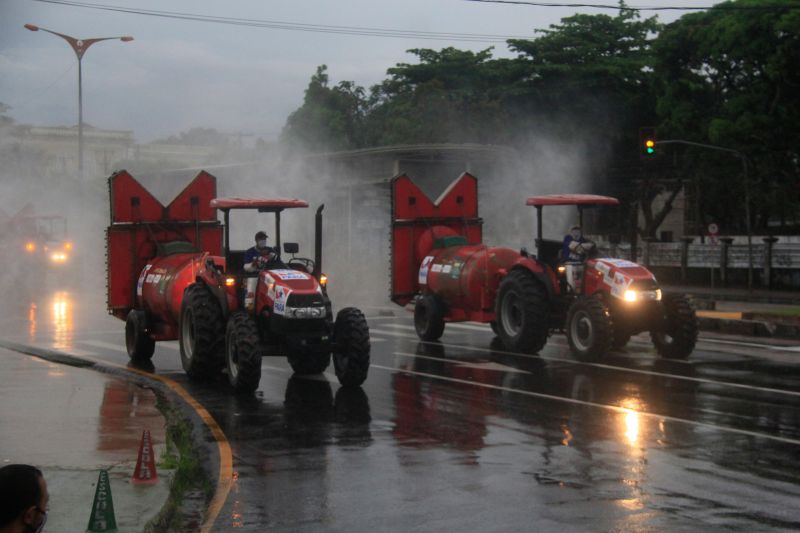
[[535, 239, 563, 270], [227, 250, 246, 274]]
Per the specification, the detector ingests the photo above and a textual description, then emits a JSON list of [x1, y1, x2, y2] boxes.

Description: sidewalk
[[0, 348, 173, 532], [663, 284, 800, 340]]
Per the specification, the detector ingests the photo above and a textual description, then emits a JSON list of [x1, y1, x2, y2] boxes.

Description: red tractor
[[107, 170, 370, 393], [527, 194, 698, 361], [390, 174, 698, 361]]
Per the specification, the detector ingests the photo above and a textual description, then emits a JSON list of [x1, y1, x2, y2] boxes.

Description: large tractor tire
[[179, 283, 224, 379], [651, 294, 698, 359], [125, 309, 155, 361], [566, 297, 613, 362], [495, 269, 550, 354], [225, 311, 262, 393], [333, 307, 371, 387], [414, 294, 446, 341], [288, 351, 331, 375]]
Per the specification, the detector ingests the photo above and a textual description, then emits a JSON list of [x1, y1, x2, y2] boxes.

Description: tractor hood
[[587, 258, 658, 300], [263, 269, 319, 292]]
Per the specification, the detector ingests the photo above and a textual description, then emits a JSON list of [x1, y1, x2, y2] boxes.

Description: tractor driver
[[244, 231, 281, 273], [562, 225, 595, 263]]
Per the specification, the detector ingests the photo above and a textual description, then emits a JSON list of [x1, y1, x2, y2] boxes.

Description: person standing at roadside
[[0, 464, 49, 533]]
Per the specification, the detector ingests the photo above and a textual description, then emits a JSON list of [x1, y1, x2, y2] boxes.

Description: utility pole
[[655, 139, 753, 290]]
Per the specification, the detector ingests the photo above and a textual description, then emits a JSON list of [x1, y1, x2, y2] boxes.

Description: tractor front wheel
[[288, 351, 331, 375], [566, 297, 613, 362], [179, 283, 224, 379], [125, 309, 155, 361], [225, 311, 262, 393], [496, 270, 550, 354], [414, 294, 445, 341], [651, 294, 698, 359], [333, 307, 371, 387]]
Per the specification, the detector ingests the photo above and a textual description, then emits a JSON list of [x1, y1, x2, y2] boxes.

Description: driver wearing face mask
[[0, 464, 49, 533], [244, 231, 278, 273], [562, 225, 594, 262]]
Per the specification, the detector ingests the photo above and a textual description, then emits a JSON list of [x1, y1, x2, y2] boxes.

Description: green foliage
[[281, 65, 368, 151], [281, 1, 799, 231], [653, 0, 800, 231]]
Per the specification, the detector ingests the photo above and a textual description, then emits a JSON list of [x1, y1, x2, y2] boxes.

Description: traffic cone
[[86, 470, 118, 533], [131, 429, 158, 485]]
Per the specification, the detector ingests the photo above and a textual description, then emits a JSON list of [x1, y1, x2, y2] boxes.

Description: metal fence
[[599, 242, 800, 269]]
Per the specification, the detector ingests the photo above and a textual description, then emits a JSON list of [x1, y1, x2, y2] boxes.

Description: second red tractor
[[390, 173, 698, 361]]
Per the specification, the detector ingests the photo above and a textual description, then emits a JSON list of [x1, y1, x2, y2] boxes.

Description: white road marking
[[370, 327, 800, 397], [394, 351, 528, 374], [370, 363, 800, 446]]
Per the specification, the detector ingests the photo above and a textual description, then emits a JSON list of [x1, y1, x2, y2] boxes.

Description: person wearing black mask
[[0, 464, 49, 533]]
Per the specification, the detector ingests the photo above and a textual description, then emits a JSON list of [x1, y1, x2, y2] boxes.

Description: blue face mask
[[257, 240, 267, 248], [571, 230, 581, 240]]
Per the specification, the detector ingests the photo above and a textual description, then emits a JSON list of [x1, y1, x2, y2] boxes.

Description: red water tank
[[136, 253, 207, 329], [419, 245, 522, 315]]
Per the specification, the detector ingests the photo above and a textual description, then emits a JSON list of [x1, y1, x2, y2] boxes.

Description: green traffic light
[[646, 147, 654, 154]]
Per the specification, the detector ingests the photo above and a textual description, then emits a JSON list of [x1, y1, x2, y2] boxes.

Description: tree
[[653, 0, 800, 232], [281, 65, 368, 152]]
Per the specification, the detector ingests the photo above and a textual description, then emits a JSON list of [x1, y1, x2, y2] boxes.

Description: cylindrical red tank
[[420, 244, 522, 312], [136, 253, 206, 326]]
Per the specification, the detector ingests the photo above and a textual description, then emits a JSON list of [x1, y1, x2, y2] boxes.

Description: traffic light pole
[[656, 139, 752, 290]]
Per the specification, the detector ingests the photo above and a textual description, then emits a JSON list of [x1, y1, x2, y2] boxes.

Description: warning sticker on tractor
[[611, 271, 633, 298], [271, 269, 309, 281], [418, 256, 434, 285], [273, 286, 291, 315], [431, 264, 443, 273]]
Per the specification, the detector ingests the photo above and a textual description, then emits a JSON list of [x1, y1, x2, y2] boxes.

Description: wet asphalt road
[[1, 287, 800, 532]]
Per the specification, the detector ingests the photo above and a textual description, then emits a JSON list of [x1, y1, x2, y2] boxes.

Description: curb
[[698, 316, 800, 340], [0, 339, 221, 531]]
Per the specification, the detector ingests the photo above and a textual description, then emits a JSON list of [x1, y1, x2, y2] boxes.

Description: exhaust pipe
[[314, 204, 324, 279]]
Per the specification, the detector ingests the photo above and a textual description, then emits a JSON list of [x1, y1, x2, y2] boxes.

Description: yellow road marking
[[114, 365, 232, 533], [697, 311, 743, 320]]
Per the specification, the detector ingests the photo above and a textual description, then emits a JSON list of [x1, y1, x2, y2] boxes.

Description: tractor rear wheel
[[651, 294, 698, 359], [333, 307, 371, 387], [288, 351, 331, 375], [179, 283, 224, 379], [566, 297, 613, 362], [496, 270, 550, 354], [125, 309, 155, 361], [225, 311, 262, 393], [414, 294, 445, 341]]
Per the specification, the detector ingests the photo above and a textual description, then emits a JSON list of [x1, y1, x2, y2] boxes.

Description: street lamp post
[[24, 24, 133, 180]]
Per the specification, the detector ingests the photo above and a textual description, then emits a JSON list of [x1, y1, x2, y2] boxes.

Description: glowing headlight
[[25, 242, 36, 253], [319, 274, 328, 287], [623, 289, 662, 302], [50, 252, 68, 263]]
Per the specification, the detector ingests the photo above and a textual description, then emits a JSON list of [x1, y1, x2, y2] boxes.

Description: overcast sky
[[0, 0, 701, 143]]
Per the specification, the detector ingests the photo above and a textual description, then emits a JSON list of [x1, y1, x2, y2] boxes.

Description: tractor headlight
[[285, 306, 326, 319], [319, 274, 328, 287], [50, 252, 68, 263], [623, 288, 661, 302]]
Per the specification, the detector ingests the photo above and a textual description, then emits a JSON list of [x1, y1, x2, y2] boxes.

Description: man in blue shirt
[[244, 231, 279, 273], [562, 225, 594, 262]]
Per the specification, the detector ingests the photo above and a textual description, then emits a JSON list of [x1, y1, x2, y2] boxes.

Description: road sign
[[708, 223, 719, 245]]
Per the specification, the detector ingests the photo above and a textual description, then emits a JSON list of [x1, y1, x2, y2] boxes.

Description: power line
[[31, 0, 534, 43], [464, 0, 800, 11]]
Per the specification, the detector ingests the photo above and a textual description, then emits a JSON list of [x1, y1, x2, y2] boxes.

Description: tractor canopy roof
[[210, 198, 309, 212], [526, 194, 619, 207]]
